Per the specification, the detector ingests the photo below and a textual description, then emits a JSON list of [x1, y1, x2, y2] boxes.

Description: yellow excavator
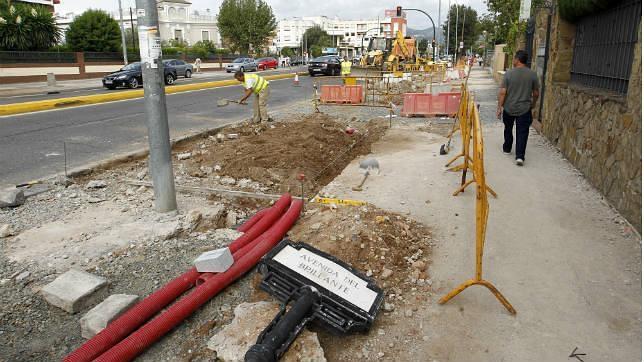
[[360, 30, 421, 72]]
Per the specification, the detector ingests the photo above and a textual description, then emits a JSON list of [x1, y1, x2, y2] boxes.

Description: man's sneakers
[[516, 158, 524, 166], [503, 151, 511, 155]]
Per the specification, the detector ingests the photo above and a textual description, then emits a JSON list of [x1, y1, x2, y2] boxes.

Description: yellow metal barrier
[[439, 101, 516, 315], [444, 82, 497, 197]]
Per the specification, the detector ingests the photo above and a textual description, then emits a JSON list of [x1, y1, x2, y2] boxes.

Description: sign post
[[136, 0, 177, 212], [519, 0, 532, 21]]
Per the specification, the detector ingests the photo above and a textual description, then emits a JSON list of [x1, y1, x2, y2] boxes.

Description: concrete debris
[[136, 170, 147, 180], [411, 260, 426, 270], [207, 301, 326, 362], [211, 228, 244, 244], [310, 222, 322, 231], [225, 211, 238, 228], [80, 294, 139, 339], [0, 189, 25, 208], [383, 302, 395, 312], [53, 175, 73, 187], [227, 133, 239, 140], [177, 152, 192, 160], [194, 247, 234, 273], [85, 180, 107, 189], [0, 224, 14, 238], [381, 268, 393, 279], [87, 197, 106, 204], [220, 176, 236, 186], [184, 209, 203, 232], [15, 271, 30, 283], [40, 269, 108, 313]]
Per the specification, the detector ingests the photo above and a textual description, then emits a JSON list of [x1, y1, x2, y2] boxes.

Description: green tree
[[190, 40, 217, 58], [442, 5, 478, 56], [418, 38, 429, 56], [280, 47, 294, 57], [217, 0, 276, 55], [66, 9, 121, 52], [0, 1, 60, 50], [309, 44, 322, 58], [303, 25, 331, 54]]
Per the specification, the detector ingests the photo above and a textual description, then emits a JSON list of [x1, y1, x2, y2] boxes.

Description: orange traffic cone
[[293, 73, 300, 87]]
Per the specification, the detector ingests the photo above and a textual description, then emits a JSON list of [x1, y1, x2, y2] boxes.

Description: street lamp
[[399, 7, 437, 61], [482, 30, 488, 66]]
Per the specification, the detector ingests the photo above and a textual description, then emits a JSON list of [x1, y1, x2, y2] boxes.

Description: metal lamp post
[[401, 8, 437, 61]]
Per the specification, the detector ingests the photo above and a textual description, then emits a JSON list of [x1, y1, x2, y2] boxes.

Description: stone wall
[[539, 7, 642, 231]]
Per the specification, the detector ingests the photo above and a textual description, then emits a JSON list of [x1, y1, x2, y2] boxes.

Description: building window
[[202, 30, 209, 41], [174, 29, 183, 41], [570, 0, 641, 94]]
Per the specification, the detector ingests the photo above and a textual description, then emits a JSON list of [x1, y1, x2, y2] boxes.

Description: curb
[[0, 72, 306, 117], [63, 124, 233, 179]]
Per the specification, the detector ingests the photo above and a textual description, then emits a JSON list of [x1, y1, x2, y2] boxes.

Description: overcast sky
[[55, 0, 488, 29]]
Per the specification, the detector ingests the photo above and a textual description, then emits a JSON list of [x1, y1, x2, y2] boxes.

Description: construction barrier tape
[[312, 196, 367, 206]]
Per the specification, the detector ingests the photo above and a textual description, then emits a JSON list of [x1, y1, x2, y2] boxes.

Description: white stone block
[[194, 247, 234, 273], [40, 269, 108, 313], [80, 294, 139, 339]]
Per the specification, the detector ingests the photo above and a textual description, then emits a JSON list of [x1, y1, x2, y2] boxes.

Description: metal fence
[[85, 52, 140, 63], [570, 0, 641, 94], [0, 51, 76, 64]]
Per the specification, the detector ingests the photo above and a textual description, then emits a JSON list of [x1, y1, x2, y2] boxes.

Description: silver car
[[225, 57, 258, 73]]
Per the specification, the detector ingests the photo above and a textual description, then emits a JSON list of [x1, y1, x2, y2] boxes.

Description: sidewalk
[[322, 67, 641, 361]]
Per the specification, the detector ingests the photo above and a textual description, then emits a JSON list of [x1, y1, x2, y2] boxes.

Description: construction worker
[[341, 56, 352, 77], [235, 70, 271, 123]]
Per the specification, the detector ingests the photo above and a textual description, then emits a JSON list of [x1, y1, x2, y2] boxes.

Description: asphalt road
[[0, 75, 316, 186], [0, 67, 304, 105]]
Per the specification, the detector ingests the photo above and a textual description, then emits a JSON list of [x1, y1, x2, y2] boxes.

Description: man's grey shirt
[[502, 67, 539, 116]]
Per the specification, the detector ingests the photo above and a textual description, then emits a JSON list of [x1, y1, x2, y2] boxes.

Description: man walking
[[235, 70, 271, 123], [497, 50, 539, 166]]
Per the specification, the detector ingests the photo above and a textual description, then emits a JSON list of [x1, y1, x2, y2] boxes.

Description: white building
[[275, 10, 408, 58], [55, 0, 221, 47], [156, 0, 221, 46]]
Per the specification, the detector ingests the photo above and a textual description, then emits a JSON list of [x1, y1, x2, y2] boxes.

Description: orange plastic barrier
[[320, 85, 364, 104], [400, 92, 461, 117]]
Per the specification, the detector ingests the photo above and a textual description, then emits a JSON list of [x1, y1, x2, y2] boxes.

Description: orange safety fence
[[438, 100, 516, 315], [319, 85, 364, 104], [400, 92, 461, 118]]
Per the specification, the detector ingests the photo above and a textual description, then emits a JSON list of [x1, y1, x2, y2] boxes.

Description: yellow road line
[[0, 72, 303, 116]]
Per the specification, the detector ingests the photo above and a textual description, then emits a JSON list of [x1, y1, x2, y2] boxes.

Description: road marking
[[0, 77, 304, 119], [0, 72, 306, 117]]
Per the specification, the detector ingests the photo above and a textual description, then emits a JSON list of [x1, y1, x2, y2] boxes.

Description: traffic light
[[396, 6, 402, 17]]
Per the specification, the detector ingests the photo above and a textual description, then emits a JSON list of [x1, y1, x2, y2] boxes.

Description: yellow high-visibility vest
[[244, 73, 269, 94], [341, 61, 352, 76]]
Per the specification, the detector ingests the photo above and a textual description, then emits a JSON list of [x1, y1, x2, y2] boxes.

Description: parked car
[[225, 58, 258, 73], [256, 57, 278, 70], [102, 62, 177, 90], [163, 59, 194, 78], [308, 55, 342, 76]]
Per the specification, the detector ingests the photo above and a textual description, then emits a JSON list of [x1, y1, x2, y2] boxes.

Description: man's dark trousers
[[502, 110, 531, 160]]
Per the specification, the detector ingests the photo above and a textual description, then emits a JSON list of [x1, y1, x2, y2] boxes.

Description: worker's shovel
[[244, 240, 384, 362], [352, 158, 379, 191], [217, 99, 246, 107]]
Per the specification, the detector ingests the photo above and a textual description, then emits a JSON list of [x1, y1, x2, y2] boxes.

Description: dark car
[[102, 62, 177, 90], [163, 59, 194, 78], [256, 57, 278, 70], [308, 56, 341, 76]]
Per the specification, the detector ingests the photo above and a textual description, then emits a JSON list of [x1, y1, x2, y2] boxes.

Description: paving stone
[[0, 189, 25, 208], [194, 247, 234, 273], [80, 294, 139, 339], [40, 269, 108, 313]]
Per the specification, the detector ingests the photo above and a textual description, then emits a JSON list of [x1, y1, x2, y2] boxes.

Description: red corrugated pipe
[[63, 195, 292, 362], [94, 198, 303, 362], [237, 207, 270, 232]]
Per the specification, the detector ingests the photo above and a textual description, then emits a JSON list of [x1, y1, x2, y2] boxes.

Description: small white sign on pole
[[519, 0, 532, 21]]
